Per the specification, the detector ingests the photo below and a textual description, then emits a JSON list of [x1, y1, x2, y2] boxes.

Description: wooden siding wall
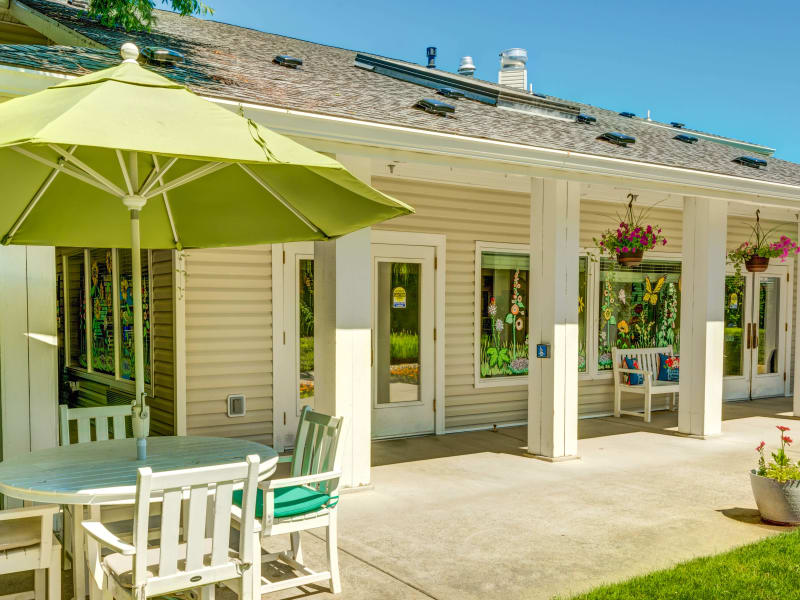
[[370, 180, 799, 429], [150, 250, 175, 436], [184, 246, 273, 445]]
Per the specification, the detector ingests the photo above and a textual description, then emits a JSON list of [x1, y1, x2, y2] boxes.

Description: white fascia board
[[0, 63, 797, 209]]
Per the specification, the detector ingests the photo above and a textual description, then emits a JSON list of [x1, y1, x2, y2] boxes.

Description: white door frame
[[272, 231, 446, 450]]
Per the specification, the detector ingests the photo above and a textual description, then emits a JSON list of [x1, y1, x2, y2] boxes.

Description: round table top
[[0, 436, 278, 505]]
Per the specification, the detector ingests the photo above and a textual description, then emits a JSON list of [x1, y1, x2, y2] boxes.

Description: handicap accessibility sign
[[392, 286, 407, 309]]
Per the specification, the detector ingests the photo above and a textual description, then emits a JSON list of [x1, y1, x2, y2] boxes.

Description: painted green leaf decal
[[505, 313, 514, 324]]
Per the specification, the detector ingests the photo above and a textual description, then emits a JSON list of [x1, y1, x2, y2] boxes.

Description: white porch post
[[313, 154, 372, 489], [679, 196, 726, 436], [794, 219, 800, 417], [527, 177, 580, 460]]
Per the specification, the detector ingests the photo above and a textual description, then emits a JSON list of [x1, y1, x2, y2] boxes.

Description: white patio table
[[0, 436, 279, 600]]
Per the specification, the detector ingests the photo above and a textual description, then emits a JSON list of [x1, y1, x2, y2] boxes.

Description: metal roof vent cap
[[500, 48, 527, 70], [458, 56, 476, 77], [274, 55, 303, 68], [141, 46, 184, 66], [426, 47, 437, 69]]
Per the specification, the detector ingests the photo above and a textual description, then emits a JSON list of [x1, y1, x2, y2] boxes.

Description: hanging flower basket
[[593, 193, 667, 267], [617, 248, 644, 267], [728, 210, 800, 284], [745, 255, 770, 273]]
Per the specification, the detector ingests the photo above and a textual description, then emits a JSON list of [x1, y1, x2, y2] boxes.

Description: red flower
[[777, 425, 791, 432], [756, 441, 766, 452], [783, 436, 793, 445]]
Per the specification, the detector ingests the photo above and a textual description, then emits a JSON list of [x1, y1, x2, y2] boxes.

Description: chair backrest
[[612, 346, 674, 379], [59, 404, 132, 445], [291, 406, 343, 494], [132, 455, 260, 591]]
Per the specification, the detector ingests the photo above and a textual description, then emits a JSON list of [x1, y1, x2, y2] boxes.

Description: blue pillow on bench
[[624, 357, 643, 385], [658, 353, 680, 382]]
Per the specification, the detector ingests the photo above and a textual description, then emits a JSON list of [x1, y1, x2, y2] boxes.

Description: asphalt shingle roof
[[3, 0, 800, 189]]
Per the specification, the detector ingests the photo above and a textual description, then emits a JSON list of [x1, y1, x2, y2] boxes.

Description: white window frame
[[474, 241, 531, 389], [61, 247, 155, 393]]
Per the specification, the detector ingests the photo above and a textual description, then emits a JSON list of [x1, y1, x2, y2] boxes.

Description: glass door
[[723, 266, 789, 400], [371, 244, 435, 438]]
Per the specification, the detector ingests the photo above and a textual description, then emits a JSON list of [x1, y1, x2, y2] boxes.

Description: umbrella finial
[[121, 43, 140, 63]]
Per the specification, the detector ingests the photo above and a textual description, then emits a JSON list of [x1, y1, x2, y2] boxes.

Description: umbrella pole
[[124, 195, 150, 458]]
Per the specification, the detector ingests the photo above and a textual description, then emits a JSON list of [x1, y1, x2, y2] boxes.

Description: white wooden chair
[[234, 406, 344, 595], [58, 404, 134, 571], [612, 346, 679, 423], [82, 455, 262, 600], [0, 504, 61, 600]]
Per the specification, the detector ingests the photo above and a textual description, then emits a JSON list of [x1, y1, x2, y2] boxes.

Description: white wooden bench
[[612, 346, 679, 423]]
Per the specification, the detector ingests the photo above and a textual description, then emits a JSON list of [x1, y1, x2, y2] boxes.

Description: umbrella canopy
[[0, 43, 413, 447], [0, 44, 413, 249]]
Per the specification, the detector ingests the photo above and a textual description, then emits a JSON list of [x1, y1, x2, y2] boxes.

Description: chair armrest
[[616, 368, 647, 375], [82, 520, 135, 555], [260, 470, 342, 491], [0, 504, 60, 521]]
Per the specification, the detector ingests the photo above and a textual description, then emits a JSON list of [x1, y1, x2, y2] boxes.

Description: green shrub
[[390, 331, 419, 364]]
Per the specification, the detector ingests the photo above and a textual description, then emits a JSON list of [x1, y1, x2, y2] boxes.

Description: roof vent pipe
[[458, 56, 476, 77], [426, 47, 437, 69], [498, 48, 528, 90]]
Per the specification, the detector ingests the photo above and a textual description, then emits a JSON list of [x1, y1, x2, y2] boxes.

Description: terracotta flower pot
[[617, 249, 644, 267], [750, 470, 800, 525], [745, 255, 769, 272]]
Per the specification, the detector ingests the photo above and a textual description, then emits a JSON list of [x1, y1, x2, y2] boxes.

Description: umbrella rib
[[152, 155, 181, 248], [48, 144, 126, 198], [116, 149, 133, 195], [3, 145, 78, 244], [238, 164, 322, 234], [11, 147, 124, 197], [144, 162, 229, 199], [139, 157, 178, 197]]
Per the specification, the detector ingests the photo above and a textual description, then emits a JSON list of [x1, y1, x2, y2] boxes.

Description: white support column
[[794, 219, 800, 417], [314, 153, 373, 489], [527, 177, 580, 460], [679, 197, 727, 437]]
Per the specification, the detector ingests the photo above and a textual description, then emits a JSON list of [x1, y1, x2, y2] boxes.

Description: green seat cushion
[[233, 485, 336, 519]]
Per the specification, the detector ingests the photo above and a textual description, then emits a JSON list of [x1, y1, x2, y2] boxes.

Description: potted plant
[[728, 210, 800, 283], [594, 194, 667, 267], [750, 425, 800, 525]]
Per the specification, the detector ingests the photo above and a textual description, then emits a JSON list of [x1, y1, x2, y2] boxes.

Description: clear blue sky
[[196, 0, 800, 163]]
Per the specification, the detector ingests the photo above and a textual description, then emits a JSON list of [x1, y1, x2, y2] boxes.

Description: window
[[62, 248, 153, 385], [597, 258, 681, 371], [578, 256, 588, 373], [298, 258, 314, 401], [477, 247, 530, 380]]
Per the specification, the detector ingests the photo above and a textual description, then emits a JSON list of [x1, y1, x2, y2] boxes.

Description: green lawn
[[558, 529, 800, 600]]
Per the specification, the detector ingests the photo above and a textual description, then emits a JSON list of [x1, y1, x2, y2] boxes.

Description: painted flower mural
[[480, 266, 530, 378]]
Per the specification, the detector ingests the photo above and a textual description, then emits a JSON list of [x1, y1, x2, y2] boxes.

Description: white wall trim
[[173, 249, 187, 435], [270, 242, 286, 450]]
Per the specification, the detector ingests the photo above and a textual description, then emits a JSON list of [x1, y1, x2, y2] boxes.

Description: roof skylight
[[670, 122, 685, 129], [577, 114, 597, 124], [733, 156, 768, 169], [675, 134, 699, 144], [598, 132, 635, 147], [274, 55, 303, 68], [414, 98, 456, 116], [437, 87, 465, 99], [619, 112, 636, 118]]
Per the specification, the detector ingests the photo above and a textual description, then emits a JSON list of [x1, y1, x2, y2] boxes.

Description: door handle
[[746, 323, 751, 349], [753, 326, 758, 348]]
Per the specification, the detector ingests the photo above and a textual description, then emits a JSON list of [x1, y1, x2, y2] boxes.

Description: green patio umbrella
[[0, 43, 413, 456]]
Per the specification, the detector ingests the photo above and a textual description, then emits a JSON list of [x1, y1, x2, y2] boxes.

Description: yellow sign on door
[[392, 286, 407, 309]]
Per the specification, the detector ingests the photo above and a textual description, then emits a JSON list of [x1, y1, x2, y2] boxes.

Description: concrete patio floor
[[3, 397, 797, 599]]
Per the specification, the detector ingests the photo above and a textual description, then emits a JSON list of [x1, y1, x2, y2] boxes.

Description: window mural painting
[[479, 252, 529, 378], [118, 250, 151, 384], [597, 259, 681, 370], [90, 249, 115, 375]]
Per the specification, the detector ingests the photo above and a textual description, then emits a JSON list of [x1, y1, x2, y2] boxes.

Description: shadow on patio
[[372, 396, 798, 467]]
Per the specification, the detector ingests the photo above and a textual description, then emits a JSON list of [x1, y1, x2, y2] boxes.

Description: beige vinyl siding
[[149, 250, 175, 435], [372, 176, 530, 429], [184, 246, 273, 445]]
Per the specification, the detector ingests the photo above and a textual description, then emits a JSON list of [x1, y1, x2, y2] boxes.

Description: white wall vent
[[227, 394, 246, 417]]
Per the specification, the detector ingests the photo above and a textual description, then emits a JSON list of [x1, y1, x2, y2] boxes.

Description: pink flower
[[662, 239, 667, 245], [777, 425, 790, 432], [756, 441, 765, 452], [783, 436, 793, 445]]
